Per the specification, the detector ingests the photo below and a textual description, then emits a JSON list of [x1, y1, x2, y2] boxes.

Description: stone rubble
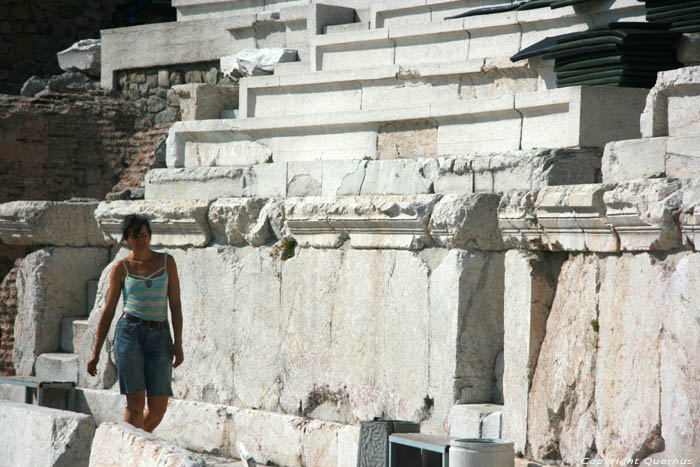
[[221, 48, 298, 77]]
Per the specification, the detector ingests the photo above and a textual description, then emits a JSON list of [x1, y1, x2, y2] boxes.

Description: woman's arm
[[167, 254, 184, 368], [87, 261, 124, 376]]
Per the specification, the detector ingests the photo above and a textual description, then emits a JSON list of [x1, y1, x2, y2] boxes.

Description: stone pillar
[[501, 250, 561, 455]]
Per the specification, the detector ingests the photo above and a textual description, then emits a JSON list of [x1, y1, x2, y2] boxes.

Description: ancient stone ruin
[[2, 0, 700, 465]]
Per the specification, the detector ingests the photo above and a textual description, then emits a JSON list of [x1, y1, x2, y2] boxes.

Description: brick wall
[[0, 89, 168, 202], [0, 258, 22, 376]]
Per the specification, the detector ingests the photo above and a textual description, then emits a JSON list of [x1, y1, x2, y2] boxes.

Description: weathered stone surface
[[1, 400, 95, 467], [429, 194, 504, 250], [498, 189, 546, 250], [172, 83, 238, 121], [57, 39, 101, 77], [360, 158, 438, 196], [602, 138, 667, 183], [95, 200, 212, 247], [14, 247, 109, 376], [47, 71, 91, 93], [285, 195, 440, 249], [222, 48, 298, 77], [207, 198, 270, 246], [528, 254, 598, 464], [35, 353, 79, 382], [20, 75, 46, 97], [448, 404, 502, 438], [425, 249, 505, 433], [145, 166, 287, 200], [88, 422, 207, 467], [595, 254, 666, 461], [604, 136, 700, 182], [76, 387, 359, 467], [641, 66, 700, 138], [536, 184, 618, 252], [377, 120, 437, 159], [653, 253, 700, 459], [0, 200, 110, 247], [502, 250, 560, 456], [603, 179, 682, 251]]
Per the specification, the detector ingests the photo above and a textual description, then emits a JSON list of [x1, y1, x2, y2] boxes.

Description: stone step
[[311, 0, 644, 72], [166, 86, 647, 167], [449, 403, 503, 439], [146, 148, 602, 200], [603, 135, 700, 184], [101, 2, 356, 90], [75, 387, 360, 467], [60, 317, 87, 353], [35, 353, 79, 383], [324, 21, 370, 34], [273, 61, 311, 76], [240, 58, 542, 119]]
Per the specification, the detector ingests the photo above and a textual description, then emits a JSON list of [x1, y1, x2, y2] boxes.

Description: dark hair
[[122, 214, 152, 241]]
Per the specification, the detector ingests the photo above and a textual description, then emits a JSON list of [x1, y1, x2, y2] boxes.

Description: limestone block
[[482, 411, 501, 439], [0, 383, 25, 403], [595, 254, 667, 461], [652, 253, 700, 458], [222, 48, 298, 77], [0, 200, 110, 247], [429, 194, 504, 250], [425, 249, 505, 433], [471, 148, 602, 194], [602, 138, 667, 183], [641, 66, 700, 138], [168, 247, 281, 407], [288, 161, 322, 196], [321, 160, 368, 196], [57, 39, 101, 77], [173, 83, 238, 121], [528, 254, 599, 464], [666, 136, 700, 179], [208, 198, 270, 246], [536, 184, 618, 252], [603, 179, 683, 251], [284, 195, 440, 249], [360, 158, 438, 195], [502, 250, 561, 455], [35, 353, 79, 382], [61, 316, 83, 352], [88, 422, 207, 467], [145, 165, 287, 200], [448, 404, 502, 438], [94, 200, 212, 247], [14, 247, 109, 376], [0, 400, 95, 467], [498, 190, 546, 250], [72, 319, 89, 356], [185, 135, 272, 167]]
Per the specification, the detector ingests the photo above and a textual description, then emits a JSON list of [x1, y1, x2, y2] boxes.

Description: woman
[[87, 214, 184, 432]]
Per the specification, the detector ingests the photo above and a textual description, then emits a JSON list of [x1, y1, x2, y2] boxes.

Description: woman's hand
[[173, 344, 184, 368], [87, 354, 99, 376]]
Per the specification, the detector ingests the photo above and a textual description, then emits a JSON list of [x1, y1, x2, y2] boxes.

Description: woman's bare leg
[[124, 391, 146, 429], [143, 396, 169, 432]]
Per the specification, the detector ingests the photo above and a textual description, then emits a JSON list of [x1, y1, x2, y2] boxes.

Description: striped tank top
[[122, 253, 169, 321]]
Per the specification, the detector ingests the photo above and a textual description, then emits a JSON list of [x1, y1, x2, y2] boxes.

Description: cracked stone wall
[[82, 243, 504, 434], [526, 251, 700, 463]]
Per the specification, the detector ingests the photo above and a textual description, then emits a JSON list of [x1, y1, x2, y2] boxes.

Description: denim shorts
[[113, 315, 174, 397]]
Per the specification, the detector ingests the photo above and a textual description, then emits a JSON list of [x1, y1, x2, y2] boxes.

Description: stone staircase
[[34, 280, 97, 384]]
